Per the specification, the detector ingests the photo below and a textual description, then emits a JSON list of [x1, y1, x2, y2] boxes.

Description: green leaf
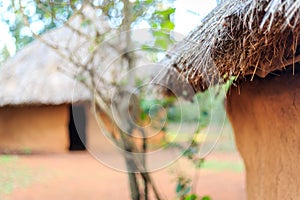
[[176, 183, 183, 193], [154, 8, 176, 18], [144, 0, 153, 4], [154, 38, 169, 50], [152, 30, 168, 37], [89, 45, 95, 52], [150, 22, 159, 29], [75, 75, 86, 81], [185, 194, 198, 200], [141, 44, 157, 52], [161, 21, 175, 30], [201, 196, 212, 200], [81, 19, 92, 27]]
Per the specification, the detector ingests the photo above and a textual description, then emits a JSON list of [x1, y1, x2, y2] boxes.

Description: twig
[[281, 54, 300, 69]]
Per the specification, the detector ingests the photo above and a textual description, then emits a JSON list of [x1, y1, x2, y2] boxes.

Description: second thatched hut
[[162, 0, 300, 199]]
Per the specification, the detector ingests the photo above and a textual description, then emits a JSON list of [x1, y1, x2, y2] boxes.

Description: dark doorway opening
[[68, 104, 87, 151]]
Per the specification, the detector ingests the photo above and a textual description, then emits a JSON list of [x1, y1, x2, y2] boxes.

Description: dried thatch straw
[[163, 0, 300, 95], [0, 39, 91, 106], [0, 5, 102, 106]]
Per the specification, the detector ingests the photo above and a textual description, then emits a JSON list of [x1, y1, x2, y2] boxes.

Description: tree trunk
[[226, 70, 300, 200], [125, 165, 140, 200]]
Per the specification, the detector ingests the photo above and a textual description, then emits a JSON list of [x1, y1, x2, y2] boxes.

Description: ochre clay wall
[[86, 108, 118, 152], [86, 107, 166, 153], [0, 105, 69, 153], [226, 71, 300, 199]]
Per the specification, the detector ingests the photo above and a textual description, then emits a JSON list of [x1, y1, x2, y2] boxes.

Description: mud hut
[[0, 36, 116, 153], [0, 9, 118, 153], [0, 4, 158, 154], [162, 0, 300, 199]]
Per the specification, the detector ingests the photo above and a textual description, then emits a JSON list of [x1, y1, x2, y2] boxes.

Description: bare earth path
[[1, 152, 245, 200]]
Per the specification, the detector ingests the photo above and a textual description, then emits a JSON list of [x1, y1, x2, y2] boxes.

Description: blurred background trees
[[1, 1, 177, 199], [0, 1, 224, 200], [0, 0, 177, 63]]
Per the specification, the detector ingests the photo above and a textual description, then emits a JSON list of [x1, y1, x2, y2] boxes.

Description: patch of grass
[[0, 155, 18, 164], [201, 160, 244, 172], [0, 155, 33, 196]]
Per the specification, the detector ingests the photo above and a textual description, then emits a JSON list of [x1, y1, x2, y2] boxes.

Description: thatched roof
[[0, 38, 90, 106], [0, 5, 102, 106], [162, 0, 300, 96]]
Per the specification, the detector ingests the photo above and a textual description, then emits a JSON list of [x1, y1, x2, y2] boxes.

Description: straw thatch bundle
[[163, 0, 300, 95], [0, 39, 91, 106], [0, 5, 106, 106]]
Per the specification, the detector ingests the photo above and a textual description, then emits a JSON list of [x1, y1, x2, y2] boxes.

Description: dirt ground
[[0, 151, 245, 200]]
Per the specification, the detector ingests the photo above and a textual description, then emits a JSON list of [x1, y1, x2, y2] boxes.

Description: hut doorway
[[68, 104, 87, 151]]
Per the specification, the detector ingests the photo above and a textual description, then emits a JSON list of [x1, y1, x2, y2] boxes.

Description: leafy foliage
[[0, 1, 221, 200], [176, 174, 212, 200], [0, 0, 81, 63]]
